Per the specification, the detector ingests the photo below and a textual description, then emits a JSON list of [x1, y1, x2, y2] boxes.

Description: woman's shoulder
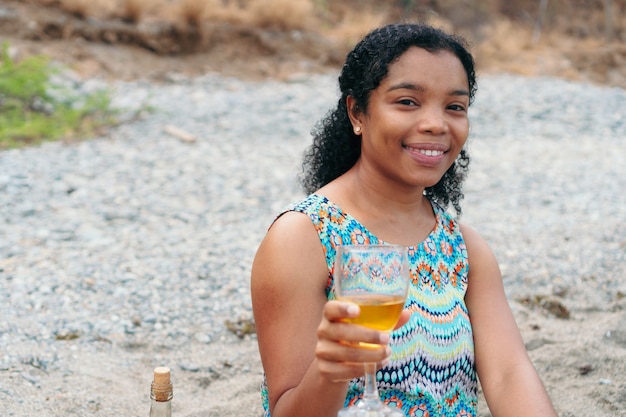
[[282, 193, 329, 214], [256, 204, 325, 276], [457, 221, 496, 262], [266, 194, 332, 242], [278, 193, 348, 228], [254, 197, 329, 292], [269, 205, 318, 238], [457, 221, 482, 243]]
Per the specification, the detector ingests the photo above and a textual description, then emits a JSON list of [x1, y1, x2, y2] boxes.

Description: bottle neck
[[150, 381, 173, 417], [150, 384, 173, 402], [149, 399, 172, 417]]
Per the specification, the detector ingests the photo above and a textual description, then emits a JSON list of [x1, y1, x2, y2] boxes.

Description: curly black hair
[[299, 23, 477, 215]]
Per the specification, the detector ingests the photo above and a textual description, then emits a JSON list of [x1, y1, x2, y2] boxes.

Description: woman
[[251, 23, 557, 417]]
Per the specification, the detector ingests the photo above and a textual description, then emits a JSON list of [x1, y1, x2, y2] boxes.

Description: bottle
[[149, 367, 173, 417]]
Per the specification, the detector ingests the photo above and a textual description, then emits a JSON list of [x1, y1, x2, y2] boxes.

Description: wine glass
[[334, 244, 410, 417]]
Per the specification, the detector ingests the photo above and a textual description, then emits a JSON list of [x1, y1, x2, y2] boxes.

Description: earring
[[354, 126, 361, 134]]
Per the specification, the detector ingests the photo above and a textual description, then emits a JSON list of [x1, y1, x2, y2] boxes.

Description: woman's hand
[[315, 300, 411, 382]]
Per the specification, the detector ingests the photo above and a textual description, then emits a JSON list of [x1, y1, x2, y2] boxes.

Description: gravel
[[0, 70, 625, 416]]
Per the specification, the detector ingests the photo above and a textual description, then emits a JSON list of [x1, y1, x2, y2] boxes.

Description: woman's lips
[[402, 144, 447, 165]]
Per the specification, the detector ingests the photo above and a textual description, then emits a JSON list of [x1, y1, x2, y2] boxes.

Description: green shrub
[[0, 42, 118, 150]]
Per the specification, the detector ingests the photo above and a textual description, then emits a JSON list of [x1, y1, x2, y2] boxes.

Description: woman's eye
[[448, 104, 466, 112], [398, 99, 416, 106]]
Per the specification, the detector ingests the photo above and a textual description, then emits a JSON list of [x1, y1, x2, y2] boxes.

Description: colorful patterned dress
[[261, 194, 478, 417]]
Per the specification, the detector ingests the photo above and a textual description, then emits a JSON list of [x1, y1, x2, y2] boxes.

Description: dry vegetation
[[1, 0, 625, 86], [31, 0, 320, 30]]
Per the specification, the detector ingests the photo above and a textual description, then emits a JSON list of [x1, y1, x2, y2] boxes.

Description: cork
[[154, 367, 170, 385], [152, 367, 173, 402]]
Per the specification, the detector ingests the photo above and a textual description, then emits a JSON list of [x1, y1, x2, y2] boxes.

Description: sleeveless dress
[[260, 194, 478, 417]]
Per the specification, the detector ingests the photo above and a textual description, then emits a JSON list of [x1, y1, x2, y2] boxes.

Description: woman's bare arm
[[462, 224, 557, 417], [252, 212, 394, 417]]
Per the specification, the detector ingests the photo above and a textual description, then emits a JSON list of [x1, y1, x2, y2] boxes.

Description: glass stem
[[361, 362, 381, 408]]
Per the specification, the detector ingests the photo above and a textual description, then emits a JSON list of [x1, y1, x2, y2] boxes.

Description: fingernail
[[379, 332, 390, 344], [346, 303, 359, 316], [385, 346, 392, 357]]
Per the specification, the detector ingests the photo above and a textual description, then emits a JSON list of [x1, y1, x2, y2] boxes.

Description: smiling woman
[[346, 47, 470, 194], [300, 24, 477, 216], [251, 23, 559, 417]]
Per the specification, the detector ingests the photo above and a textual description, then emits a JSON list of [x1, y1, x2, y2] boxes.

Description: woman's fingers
[[315, 336, 391, 382], [394, 309, 412, 330], [316, 334, 391, 363], [319, 301, 390, 345], [322, 300, 360, 322], [315, 300, 393, 381]]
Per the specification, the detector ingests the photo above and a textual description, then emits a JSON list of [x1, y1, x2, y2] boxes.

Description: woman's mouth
[[414, 149, 444, 157], [402, 144, 447, 166]]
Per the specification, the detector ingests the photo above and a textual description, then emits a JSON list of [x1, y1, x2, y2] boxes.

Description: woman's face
[[350, 46, 470, 190]]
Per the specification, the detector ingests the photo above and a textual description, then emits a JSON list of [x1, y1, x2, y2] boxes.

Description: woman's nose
[[417, 107, 448, 135]]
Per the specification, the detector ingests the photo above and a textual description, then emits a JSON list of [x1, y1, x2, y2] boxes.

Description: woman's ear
[[346, 96, 363, 135]]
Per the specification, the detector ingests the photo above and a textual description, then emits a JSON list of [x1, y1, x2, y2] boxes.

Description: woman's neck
[[318, 168, 436, 246]]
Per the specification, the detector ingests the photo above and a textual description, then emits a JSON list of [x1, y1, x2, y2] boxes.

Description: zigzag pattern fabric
[[260, 194, 477, 416]]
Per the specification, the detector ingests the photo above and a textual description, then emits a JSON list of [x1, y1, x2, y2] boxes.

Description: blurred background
[[1, 0, 624, 86]]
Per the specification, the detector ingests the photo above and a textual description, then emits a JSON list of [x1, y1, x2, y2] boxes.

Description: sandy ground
[[4, 272, 626, 416]]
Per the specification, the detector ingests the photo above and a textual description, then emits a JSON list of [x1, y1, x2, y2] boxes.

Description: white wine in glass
[[334, 244, 410, 417]]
